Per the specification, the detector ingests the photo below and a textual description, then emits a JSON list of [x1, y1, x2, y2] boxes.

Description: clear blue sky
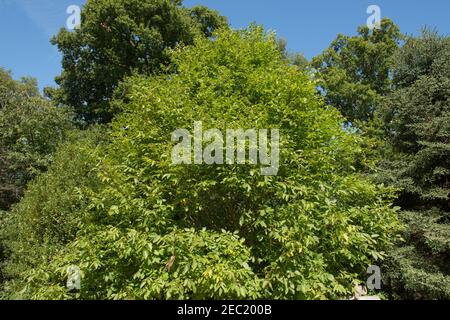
[[1, 0, 449, 91]]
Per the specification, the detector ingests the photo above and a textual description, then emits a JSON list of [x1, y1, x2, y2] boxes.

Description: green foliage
[[49, 0, 228, 124], [276, 38, 310, 71], [0, 68, 74, 211], [0, 127, 105, 298], [312, 19, 402, 123], [7, 27, 401, 300], [189, 5, 228, 38], [379, 30, 450, 299]]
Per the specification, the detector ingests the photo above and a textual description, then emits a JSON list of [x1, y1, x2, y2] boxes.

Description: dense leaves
[[0, 127, 105, 298], [2, 2, 447, 300], [0, 68, 74, 211], [312, 18, 402, 123], [313, 21, 450, 299], [2, 27, 401, 300], [379, 30, 450, 299], [49, 0, 227, 124]]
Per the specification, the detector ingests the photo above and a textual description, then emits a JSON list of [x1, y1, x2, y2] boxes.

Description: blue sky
[[1, 0, 449, 91]]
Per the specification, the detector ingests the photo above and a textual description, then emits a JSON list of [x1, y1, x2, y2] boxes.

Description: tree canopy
[[0, 127, 105, 297], [379, 30, 450, 299], [0, 68, 74, 211], [48, 0, 228, 124], [1, 26, 401, 300], [1, 1, 448, 301], [312, 18, 402, 123]]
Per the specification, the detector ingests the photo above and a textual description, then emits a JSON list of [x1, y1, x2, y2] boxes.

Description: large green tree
[[0, 128, 105, 297], [49, 0, 227, 124], [5, 27, 400, 300], [0, 68, 75, 288], [0, 68, 74, 211], [312, 18, 402, 123], [379, 30, 450, 299]]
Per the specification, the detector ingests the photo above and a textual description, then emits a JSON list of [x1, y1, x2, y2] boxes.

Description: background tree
[[0, 68, 75, 288], [379, 30, 450, 299], [48, 0, 228, 124], [0, 128, 105, 298], [312, 18, 402, 123], [7, 27, 401, 300], [0, 68, 74, 211], [277, 38, 309, 71]]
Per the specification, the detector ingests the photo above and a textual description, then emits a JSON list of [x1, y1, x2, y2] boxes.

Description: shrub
[[12, 26, 400, 300], [0, 127, 105, 298]]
